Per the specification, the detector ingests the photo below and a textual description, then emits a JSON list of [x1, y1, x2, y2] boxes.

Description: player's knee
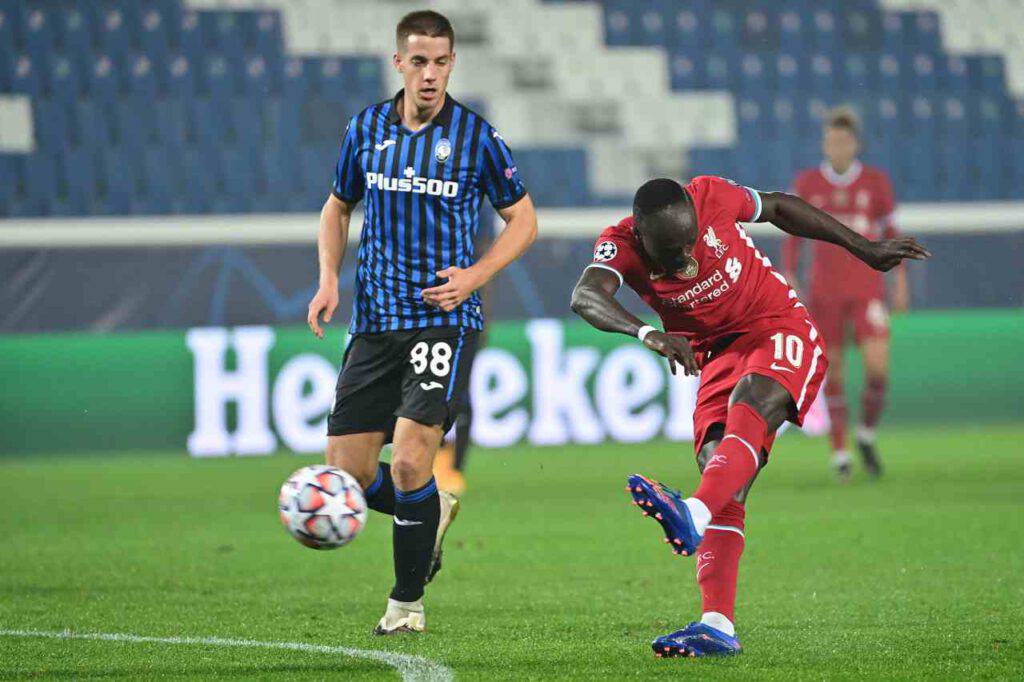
[[326, 440, 377, 488]]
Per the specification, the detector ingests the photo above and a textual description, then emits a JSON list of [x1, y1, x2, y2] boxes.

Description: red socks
[[697, 500, 746, 622], [824, 377, 847, 452], [861, 376, 888, 429], [692, 403, 766, 516]]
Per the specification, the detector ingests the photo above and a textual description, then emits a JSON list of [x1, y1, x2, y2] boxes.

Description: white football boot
[[373, 598, 426, 635], [426, 490, 460, 583]]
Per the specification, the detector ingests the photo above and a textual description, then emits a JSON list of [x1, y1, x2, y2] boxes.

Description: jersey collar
[[820, 159, 863, 187], [385, 89, 455, 131]]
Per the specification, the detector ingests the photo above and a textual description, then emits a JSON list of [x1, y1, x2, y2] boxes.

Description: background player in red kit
[[571, 176, 928, 658], [783, 107, 909, 480]]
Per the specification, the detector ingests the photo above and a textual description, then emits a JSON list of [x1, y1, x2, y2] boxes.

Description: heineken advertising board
[[0, 312, 1020, 455]]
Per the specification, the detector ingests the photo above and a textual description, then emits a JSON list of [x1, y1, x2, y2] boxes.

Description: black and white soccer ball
[[278, 465, 367, 550]]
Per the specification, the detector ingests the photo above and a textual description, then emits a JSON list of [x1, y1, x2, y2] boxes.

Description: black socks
[[390, 478, 441, 603]]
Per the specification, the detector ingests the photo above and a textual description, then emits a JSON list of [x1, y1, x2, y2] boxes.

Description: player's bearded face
[[394, 34, 454, 110]]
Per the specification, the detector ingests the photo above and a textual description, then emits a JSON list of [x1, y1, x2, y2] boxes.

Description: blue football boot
[[652, 622, 742, 658], [626, 474, 703, 556]]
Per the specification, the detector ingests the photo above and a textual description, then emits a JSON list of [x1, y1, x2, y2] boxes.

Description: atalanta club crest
[[435, 138, 452, 163], [594, 241, 618, 262]]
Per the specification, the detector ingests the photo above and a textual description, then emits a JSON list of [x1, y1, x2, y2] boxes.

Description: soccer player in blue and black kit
[[306, 11, 537, 635]]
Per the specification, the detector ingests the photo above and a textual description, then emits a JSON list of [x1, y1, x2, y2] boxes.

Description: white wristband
[[637, 325, 657, 342]]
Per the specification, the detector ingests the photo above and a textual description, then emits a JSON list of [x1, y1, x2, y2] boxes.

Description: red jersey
[[783, 161, 896, 301], [589, 176, 810, 357]]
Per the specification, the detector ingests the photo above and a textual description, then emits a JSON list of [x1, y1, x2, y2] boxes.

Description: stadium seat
[[138, 8, 172, 66], [163, 54, 198, 101], [9, 55, 46, 98], [55, 146, 97, 216], [95, 6, 132, 65], [47, 55, 83, 104], [55, 7, 93, 62], [84, 54, 121, 105]]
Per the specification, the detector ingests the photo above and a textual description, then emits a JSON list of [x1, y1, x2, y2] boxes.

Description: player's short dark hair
[[396, 10, 455, 51], [633, 178, 688, 218], [825, 105, 861, 138]]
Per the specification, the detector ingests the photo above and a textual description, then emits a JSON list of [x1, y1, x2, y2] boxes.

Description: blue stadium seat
[[663, 2, 708, 52], [9, 55, 46, 98], [807, 7, 838, 58], [808, 54, 836, 99], [229, 97, 262, 145], [735, 53, 771, 96], [741, 5, 778, 51], [164, 54, 198, 101], [0, 155, 18, 216], [669, 53, 700, 91], [876, 53, 901, 95], [219, 147, 257, 202], [181, 147, 217, 213], [840, 6, 882, 50], [905, 53, 938, 93], [72, 100, 114, 151], [0, 5, 15, 57], [838, 53, 873, 93], [202, 11, 245, 59], [125, 54, 160, 98], [176, 10, 204, 61], [98, 147, 140, 215], [152, 99, 187, 148], [18, 4, 56, 67], [966, 55, 1006, 94], [95, 6, 131, 64], [264, 96, 300, 151], [138, 7, 172, 66], [240, 10, 283, 57], [736, 98, 768, 141], [55, 7, 93, 62], [84, 54, 122, 104], [187, 98, 230, 149], [768, 95, 800, 142], [47, 56, 83, 104], [708, 7, 739, 55], [240, 55, 273, 96], [114, 96, 157, 149], [773, 53, 802, 93], [602, 0, 637, 46], [940, 55, 970, 97], [702, 55, 731, 90], [200, 53, 239, 100], [140, 146, 175, 214], [256, 145, 299, 208], [33, 97, 71, 153], [280, 58, 311, 102], [17, 154, 58, 217], [57, 147, 98, 216], [687, 147, 738, 179]]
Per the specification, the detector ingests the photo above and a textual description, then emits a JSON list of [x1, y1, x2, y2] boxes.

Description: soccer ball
[[278, 465, 367, 550]]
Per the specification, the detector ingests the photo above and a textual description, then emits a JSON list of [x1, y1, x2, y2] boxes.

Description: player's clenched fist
[[643, 330, 699, 376], [307, 286, 339, 339]]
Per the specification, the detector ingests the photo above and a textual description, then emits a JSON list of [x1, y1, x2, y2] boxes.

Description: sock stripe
[[395, 478, 437, 504], [706, 524, 745, 538], [365, 465, 384, 498], [722, 434, 760, 470]]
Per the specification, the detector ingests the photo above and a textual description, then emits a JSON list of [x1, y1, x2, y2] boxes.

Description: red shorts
[[810, 295, 890, 349], [692, 316, 828, 455]]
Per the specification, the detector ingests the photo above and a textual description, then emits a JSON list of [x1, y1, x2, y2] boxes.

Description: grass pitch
[[2, 424, 1022, 680]]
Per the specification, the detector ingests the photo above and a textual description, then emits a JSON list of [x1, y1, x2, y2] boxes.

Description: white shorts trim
[[796, 344, 824, 410]]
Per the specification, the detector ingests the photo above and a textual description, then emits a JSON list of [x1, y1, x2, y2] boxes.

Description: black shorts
[[327, 326, 479, 441]]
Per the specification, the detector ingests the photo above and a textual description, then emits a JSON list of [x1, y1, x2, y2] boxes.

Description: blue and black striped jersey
[[332, 90, 527, 333]]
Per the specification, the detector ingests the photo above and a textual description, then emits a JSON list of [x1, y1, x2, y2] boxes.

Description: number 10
[[770, 332, 804, 367]]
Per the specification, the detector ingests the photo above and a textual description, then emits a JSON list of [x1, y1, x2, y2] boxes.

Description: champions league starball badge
[[435, 138, 452, 163]]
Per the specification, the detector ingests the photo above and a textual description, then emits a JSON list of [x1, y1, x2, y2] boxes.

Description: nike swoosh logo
[[420, 381, 444, 391], [394, 518, 423, 526], [770, 363, 796, 374], [375, 140, 396, 151]]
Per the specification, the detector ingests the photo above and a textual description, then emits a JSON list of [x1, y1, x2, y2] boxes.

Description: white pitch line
[[0, 628, 454, 682]]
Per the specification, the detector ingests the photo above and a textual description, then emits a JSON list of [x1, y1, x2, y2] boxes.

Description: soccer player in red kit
[[570, 176, 928, 657], [783, 107, 909, 480]]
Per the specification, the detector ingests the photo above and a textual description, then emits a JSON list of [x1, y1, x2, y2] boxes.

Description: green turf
[[2, 424, 1023, 680]]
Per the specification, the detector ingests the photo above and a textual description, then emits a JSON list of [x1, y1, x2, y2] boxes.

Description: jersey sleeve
[[701, 176, 763, 223], [331, 117, 364, 204], [479, 127, 528, 209], [586, 224, 645, 287]]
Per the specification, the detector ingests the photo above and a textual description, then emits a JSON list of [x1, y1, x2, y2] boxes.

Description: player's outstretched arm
[[307, 194, 355, 339], [422, 194, 538, 312], [570, 267, 698, 375], [758, 191, 931, 272]]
